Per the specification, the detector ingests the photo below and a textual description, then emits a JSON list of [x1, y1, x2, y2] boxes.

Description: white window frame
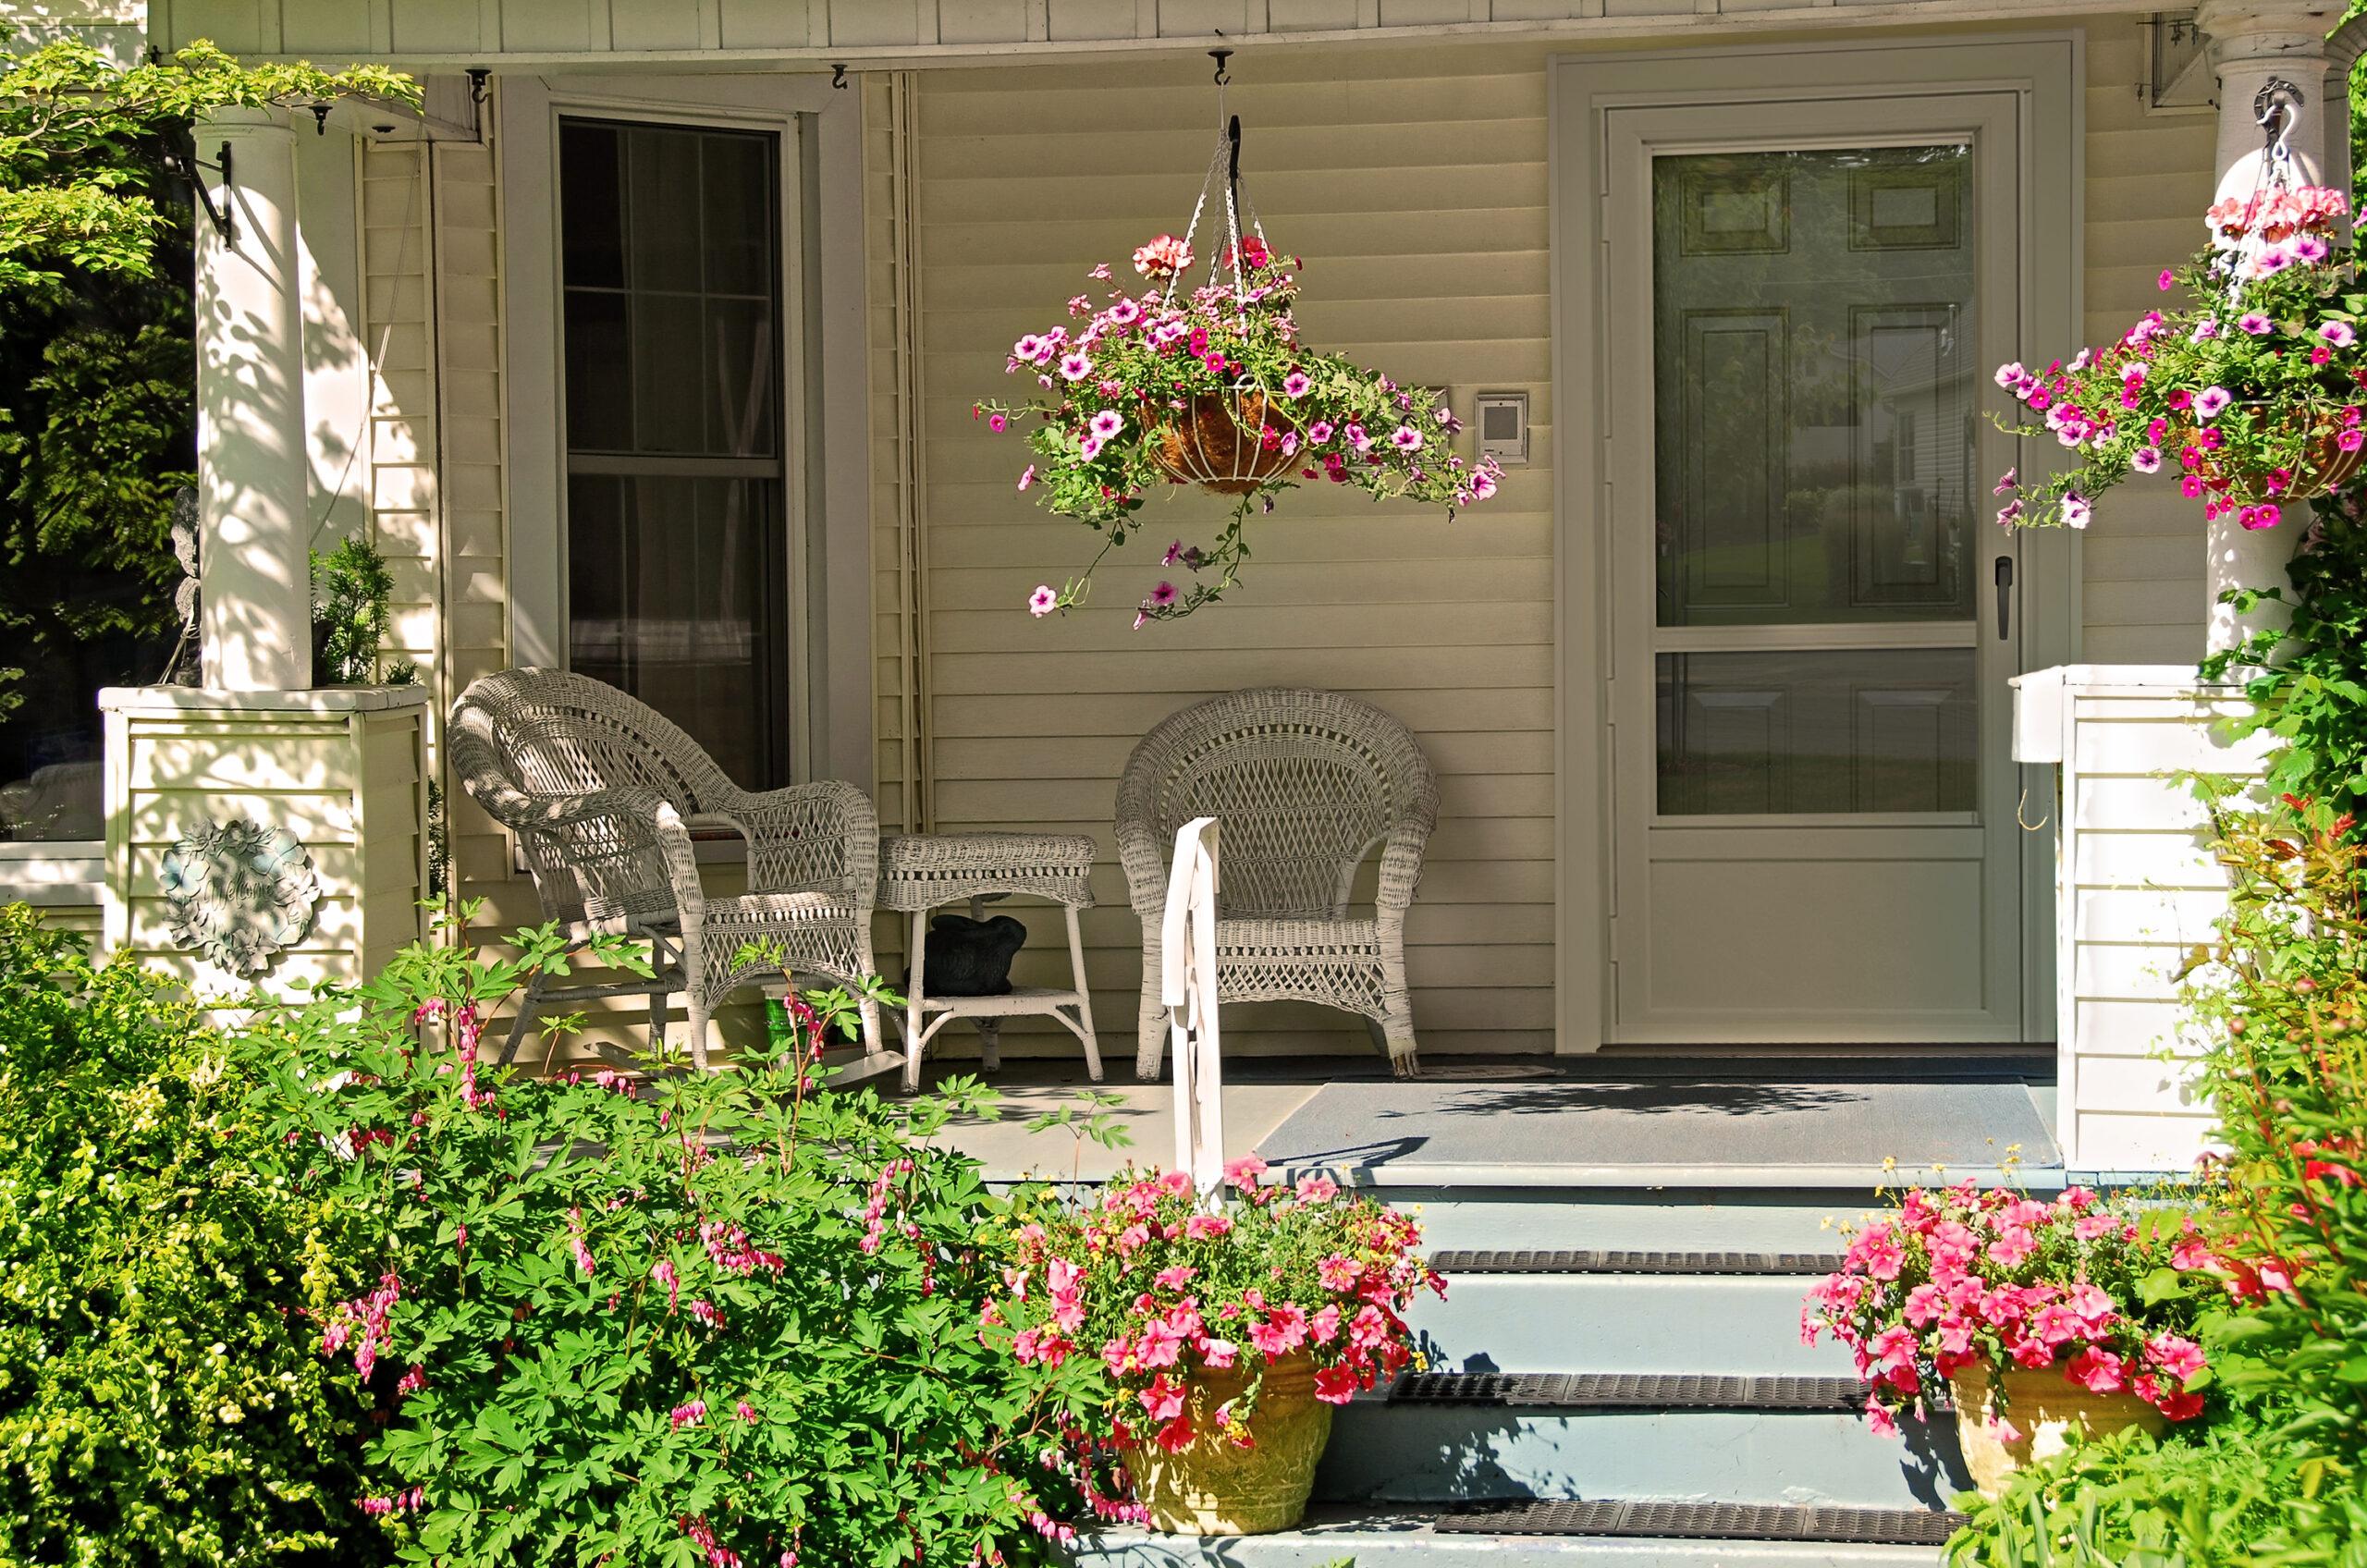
[[500, 72, 872, 790], [1549, 33, 2084, 1052]]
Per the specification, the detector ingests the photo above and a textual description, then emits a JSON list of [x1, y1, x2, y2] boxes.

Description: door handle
[[1993, 556, 2014, 641]]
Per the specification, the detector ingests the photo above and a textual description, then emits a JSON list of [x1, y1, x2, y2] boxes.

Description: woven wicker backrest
[[1118, 688, 1439, 920], [449, 668, 726, 929]]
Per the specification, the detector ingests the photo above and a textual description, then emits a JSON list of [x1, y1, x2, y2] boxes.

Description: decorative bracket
[[166, 132, 236, 245]]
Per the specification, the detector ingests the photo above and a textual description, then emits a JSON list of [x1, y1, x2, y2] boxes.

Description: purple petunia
[[1281, 371, 1312, 398], [2194, 386, 2233, 420], [2238, 312, 2273, 337], [1088, 409, 1124, 441], [2321, 321, 2357, 349]]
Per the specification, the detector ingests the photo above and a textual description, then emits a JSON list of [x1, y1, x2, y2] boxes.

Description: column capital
[[2198, 0, 2338, 65]]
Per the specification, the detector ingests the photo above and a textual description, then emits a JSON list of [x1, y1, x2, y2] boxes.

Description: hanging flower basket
[[2183, 403, 2367, 505], [1152, 389, 1299, 495], [978, 78, 1504, 629]]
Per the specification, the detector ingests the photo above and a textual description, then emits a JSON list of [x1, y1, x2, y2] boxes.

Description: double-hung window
[[558, 117, 791, 789]]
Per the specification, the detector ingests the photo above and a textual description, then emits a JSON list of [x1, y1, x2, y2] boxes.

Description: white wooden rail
[[1160, 816, 1225, 1198]]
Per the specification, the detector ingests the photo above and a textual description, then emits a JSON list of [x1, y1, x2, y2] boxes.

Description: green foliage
[[0, 904, 385, 1568], [1947, 795, 2367, 1565], [0, 40, 416, 291], [1946, 1420, 2291, 1568], [260, 922, 1083, 1567], [310, 536, 398, 687], [2201, 496, 2367, 815]]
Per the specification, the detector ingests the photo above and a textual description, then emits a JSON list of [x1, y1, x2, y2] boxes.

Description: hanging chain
[[2227, 78, 2306, 296]]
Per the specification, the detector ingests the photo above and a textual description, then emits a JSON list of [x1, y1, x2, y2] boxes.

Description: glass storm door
[[1603, 99, 2026, 1042]]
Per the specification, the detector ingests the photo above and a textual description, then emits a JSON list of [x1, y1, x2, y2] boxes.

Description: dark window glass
[[558, 118, 789, 788]]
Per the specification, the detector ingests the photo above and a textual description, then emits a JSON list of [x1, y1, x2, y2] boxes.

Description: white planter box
[[99, 685, 431, 999], [2009, 665, 2271, 1172]]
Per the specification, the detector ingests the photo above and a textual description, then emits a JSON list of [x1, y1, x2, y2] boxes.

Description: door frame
[[1548, 35, 2083, 1052]]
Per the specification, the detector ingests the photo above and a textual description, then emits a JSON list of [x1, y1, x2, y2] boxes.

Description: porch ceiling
[[153, 0, 2160, 71]]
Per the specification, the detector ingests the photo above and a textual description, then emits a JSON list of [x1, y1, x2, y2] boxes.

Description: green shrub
[[259, 924, 1087, 1567], [0, 904, 383, 1568], [1946, 1420, 2289, 1568], [1947, 794, 2367, 1565]]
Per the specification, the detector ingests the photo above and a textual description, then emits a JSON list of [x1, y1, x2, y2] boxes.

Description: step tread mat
[[1438, 1499, 1966, 1546], [1389, 1371, 1867, 1413], [1431, 1247, 1846, 1276]]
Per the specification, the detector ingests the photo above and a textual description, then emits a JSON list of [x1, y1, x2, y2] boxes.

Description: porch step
[[1412, 1251, 1850, 1376], [1063, 1504, 1950, 1567], [1317, 1372, 1968, 1509], [1432, 1249, 1847, 1275], [1439, 1500, 1965, 1546]]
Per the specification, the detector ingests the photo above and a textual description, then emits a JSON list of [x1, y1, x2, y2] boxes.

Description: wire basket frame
[[1153, 389, 1297, 493]]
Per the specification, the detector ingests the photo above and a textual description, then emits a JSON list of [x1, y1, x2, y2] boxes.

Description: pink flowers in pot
[[994, 1158, 1442, 1456], [1803, 1181, 2224, 1436]]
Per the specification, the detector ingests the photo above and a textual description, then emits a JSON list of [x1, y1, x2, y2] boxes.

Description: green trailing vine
[[2201, 492, 2367, 815]]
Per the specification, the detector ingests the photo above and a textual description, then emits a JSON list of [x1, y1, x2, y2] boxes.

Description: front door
[[1603, 97, 2027, 1043]]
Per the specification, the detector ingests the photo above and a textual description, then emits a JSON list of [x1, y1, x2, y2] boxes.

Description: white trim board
[[499, 72, 873, 790], [1547, 33, 2083, 1053]]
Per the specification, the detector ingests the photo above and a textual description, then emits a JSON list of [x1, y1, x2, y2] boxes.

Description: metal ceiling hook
[[1209, 47, 1232, 86], [2255, 77, 2304, 146]]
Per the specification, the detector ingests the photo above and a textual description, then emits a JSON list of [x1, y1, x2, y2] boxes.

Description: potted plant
[[994, 1157, 1441, 1534], [979, 227, 1505, 627], [1803, 1182, 2222, 1499], [1988, 180, 2364, 652]]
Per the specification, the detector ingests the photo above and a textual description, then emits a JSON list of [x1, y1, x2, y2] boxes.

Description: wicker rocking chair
[[449, 669, 882, 1071], [1116, 688, 1441, 1081]]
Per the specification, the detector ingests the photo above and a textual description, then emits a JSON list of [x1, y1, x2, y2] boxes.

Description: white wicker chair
[[1116, 688, 1440, 1080], [449, 668, 881, 1070]]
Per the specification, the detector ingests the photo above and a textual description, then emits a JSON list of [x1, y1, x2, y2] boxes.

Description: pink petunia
[[2194, 386, 2233, 420], [1028, 584, 1059, 618], [1058, 352, 1092, 382], [2322, 321, 2358, 348]]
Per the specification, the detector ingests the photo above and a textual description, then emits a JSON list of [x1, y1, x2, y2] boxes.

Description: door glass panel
[[1652, 146, 1977, 628], [1650, 144, 1982, 817], [1655, 649, 1978, 815]]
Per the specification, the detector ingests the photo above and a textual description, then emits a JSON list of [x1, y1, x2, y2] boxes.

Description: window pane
[[558, 121, 624, 289], [1655, 648, 1978, 815], [558, 117, 789, 788], [1651, 146, 1979, 627], [562, 288, 630, 451], [567, 475, 783, 790]]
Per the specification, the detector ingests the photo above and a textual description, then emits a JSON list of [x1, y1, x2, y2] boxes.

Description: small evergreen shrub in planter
[[0, 905, 384, 1568], [259, 923, 1098, 1568]]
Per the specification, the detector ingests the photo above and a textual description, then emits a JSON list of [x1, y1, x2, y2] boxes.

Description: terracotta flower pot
[[1152, 390, 1297, 495], [2188, 405, 2366, 505], [1120, 1352, 1333, 1535], [1947, 1367, 2169, 1500]]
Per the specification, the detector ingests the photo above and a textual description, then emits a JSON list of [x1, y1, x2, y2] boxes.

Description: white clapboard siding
[[2030, 668, 2273, 1171], [2079, 24, 2219, 664], [899, 43, 1558, 1058]]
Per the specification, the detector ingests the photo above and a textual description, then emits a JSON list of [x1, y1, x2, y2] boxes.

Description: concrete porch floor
[[912, 1053, 2063, 1188]]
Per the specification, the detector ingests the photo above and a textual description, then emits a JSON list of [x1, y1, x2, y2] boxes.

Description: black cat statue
[[909, 913, 1028, 997]]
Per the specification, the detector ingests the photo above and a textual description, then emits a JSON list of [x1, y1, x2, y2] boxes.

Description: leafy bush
[[1946, 794, 2367, 1563], [0, 904, 384, 1568], [1945, 1420, 2289, 1568], [2201, 493, 2367, 816], [261, 925, 1083, 1568]]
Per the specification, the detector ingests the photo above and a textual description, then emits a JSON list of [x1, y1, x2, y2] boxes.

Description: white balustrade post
[[1162, 818, 1225, 1198], [2197, 0, 2340, 656], [194, 106, 313, 691]]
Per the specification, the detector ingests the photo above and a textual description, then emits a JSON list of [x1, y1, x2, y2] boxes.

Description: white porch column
[[2198, 0, 2339, 655], [194, 106, 313, 691]]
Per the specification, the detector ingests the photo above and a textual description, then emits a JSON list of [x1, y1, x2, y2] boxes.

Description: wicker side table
[[878, 832, 1102, 1093]]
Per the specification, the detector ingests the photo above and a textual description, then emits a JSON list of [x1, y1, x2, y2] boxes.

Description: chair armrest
[[485, 783, 705, 928], [718, 780, 879, 902], [1115, 816, 1171, 920], [1375, 815, 1435, 914]]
